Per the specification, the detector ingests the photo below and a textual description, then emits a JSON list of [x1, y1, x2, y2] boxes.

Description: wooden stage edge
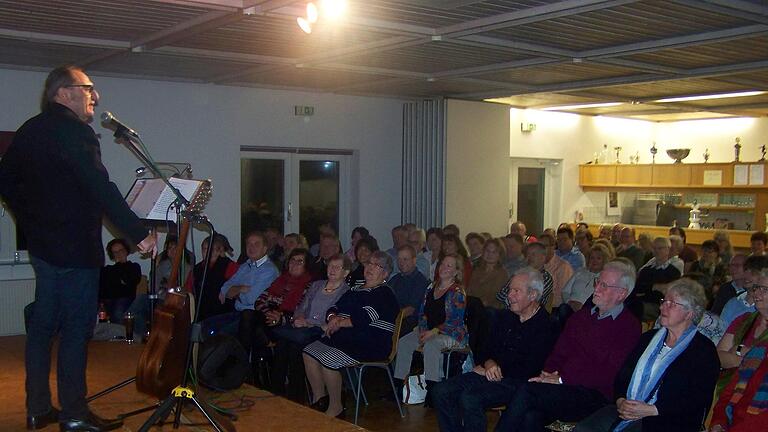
[[0, 335, 366, 432]]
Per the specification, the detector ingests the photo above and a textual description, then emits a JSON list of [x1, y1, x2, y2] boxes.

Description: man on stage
[[0, 65, 156, 431]]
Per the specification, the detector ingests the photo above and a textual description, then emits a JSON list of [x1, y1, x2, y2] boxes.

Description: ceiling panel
[[0, 0, 764, 118]]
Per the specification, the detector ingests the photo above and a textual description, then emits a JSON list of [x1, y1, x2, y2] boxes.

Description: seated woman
[[576, 278, 719, 432], [466, 238, 509, 310], [710, 269, 768, 432], [688, 240, 727, 305], [439, 234, 472, 284], [99, 238, 142, 324], [394, 253, 467, 397], [154, 234, 193, 293], [346, 236, 378, 289], [271, 253, 352, 402], [184, 233, 239, 322], [302, 251, 399, 417], [247, 248, 313, 352]]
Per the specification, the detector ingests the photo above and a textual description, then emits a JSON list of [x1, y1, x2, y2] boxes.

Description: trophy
[[704, 148, 710, 163], [650, 142, 658, 164], [734, 137, 742, 162], [760, 144, 766, 162], [614, 146, 622, 164]]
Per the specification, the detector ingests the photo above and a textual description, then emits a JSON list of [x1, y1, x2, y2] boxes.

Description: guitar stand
[[138, 385, 223, 432]]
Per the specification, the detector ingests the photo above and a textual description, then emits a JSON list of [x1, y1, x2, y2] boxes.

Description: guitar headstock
[[188, 179, 212, 214]]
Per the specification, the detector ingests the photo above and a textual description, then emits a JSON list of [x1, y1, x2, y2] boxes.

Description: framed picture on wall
[[606, 191, 621, 216]]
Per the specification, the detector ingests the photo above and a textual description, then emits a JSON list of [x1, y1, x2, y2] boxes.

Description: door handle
[[287, 202, 292, 222]]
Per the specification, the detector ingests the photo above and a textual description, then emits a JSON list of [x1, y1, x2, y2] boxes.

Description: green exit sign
[[294, 105, 315, 116]]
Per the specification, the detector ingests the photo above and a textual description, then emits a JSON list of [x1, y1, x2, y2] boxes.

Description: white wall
[[445, 99, 510, 237], [0, 68, 405, 277]]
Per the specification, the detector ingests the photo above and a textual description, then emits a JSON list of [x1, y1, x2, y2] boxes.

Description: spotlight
[[320, 0, 347, 20], [297, 16, 312, 34], [307, 2, 318, 23]]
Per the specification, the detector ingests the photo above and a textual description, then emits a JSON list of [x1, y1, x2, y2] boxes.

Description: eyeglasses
[[365, 261, 385, 271], [289, 258, 305, 265], [593, 280, 626, 291], [660, 298, 689, 309], [748, 284, 768, 295], [65, 84, 96, 94]]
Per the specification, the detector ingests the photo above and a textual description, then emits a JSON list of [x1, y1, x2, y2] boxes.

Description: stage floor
[[0, 335, 371, 432]]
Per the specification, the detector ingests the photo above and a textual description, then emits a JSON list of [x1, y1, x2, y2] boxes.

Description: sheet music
[[126, 177, 205, 221]]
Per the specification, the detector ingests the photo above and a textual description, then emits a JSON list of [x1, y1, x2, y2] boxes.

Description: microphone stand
[[87, 125, 227, 431]]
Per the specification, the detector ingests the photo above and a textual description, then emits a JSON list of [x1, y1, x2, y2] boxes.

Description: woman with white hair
[[576, 278, 719, 431]]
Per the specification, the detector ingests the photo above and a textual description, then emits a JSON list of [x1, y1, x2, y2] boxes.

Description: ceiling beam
[[451, 59, 768, 99], [0, 28, 129, 49], [672, 0, 768, 25], [435, 0, 640, 38]]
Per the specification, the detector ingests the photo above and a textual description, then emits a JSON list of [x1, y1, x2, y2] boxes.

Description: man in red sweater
[[495, 261, 641, 432]]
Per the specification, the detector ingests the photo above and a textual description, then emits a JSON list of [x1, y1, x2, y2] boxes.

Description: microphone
[[101, 111, 139, 137]]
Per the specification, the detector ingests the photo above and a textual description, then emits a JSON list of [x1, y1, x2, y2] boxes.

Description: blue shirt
[[220, 255, 279, 311], [720, 292, 756, 330], [556, 247, 586, 271], [388, 268, 430, 310]]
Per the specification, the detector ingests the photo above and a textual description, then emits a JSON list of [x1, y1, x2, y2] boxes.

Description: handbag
[[402, 373, 427, 405]]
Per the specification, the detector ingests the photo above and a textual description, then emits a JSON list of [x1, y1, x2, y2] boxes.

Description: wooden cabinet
[[579, 165, 615, 186], [580, 162, 766, 189], [651, 164, 691, 187], [616, 165, 652, 186]]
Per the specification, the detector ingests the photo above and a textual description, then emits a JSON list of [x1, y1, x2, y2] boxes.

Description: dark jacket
[[614, 329, 719, 432], [0, 104, 147, 267]]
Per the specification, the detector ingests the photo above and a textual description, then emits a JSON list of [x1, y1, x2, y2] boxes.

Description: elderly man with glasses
[[0, 66, 156, 432], [495, 261, 641, 432]]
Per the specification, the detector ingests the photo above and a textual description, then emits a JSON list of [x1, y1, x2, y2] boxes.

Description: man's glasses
[[593, 280, 625, 291], [365, 261, 385, 271], [65, 84, 96, 94]]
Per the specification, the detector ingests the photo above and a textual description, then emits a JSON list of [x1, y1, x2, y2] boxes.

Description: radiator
[[0, 278, 35, 336]]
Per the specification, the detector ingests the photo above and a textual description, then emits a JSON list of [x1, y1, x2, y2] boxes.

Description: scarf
[[725, 313, 768, 424], [615, 325, 697, 431]]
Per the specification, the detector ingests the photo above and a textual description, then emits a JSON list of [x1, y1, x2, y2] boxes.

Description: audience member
[[502, 233, 527, 276], [309, 223, 336, 257], [345, 226, 369, 262], [466, 238, 510, 310], [574, 230, 593, 261], [443, 224, 460, 238], [711, 254, 748, 315], [576, 278, 718, 432], [386, 225, 409, 261], [598, 224, 612, 240], [669, 227, 697, 273], [432, 268, 558, 432], [689, 239, 727, 304], [270, 254, 351, 402], [713, 230, 734, 267], [610, 223, 623, 248], [388, 245, 430, 331], [510, 221, 537, 243], [309, 234, 341, 280], [440, 234, 472, 284], [465, 232, 486, 268], [710, 269, 768, 432], [425, 227, 443, 281], [554, 243, 611, 324], [540, 233, 574, 312], [498, 242, 554, 310], [666, 235, 687, 274], [218, 231, 280, 355], [394, 254, 467, 398], [303, 251, 399, 418], [628, 237, 681, 321], [750, 231, 767, 256], [282, 233, 309, 264], [495, 261, 641, 431], [99, 239, 141, 324], [265, 227, 284, 265], [155, 234, 193, 291], [346, 236, 378, 288], [185, 234, 238, 322], [407, 228, 432, 279], [720, 255, 768, 329], [637, 232, 654, 263], [616, 227, 647, 271], [555, 226, 585, 272]]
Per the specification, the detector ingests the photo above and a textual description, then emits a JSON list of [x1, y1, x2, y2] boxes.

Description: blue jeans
[[432, 372, 520, 432], [26, 256, 100, 419]]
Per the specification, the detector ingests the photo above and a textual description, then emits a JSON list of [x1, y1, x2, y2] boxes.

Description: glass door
[[241, 151, 350, 248], [509, 158, 562, 235]]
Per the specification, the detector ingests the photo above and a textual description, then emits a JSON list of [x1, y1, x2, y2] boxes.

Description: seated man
[[616, 227, 647, 271], [497, 242, 553, 309], [432, 268, 558, 432], [218, 231, 280, 354], [627, 236, 681, 321], [555, 226, 585, 272], [496, 261, 641, 432], [711, 254, 747, 315], [502, 233, 527, 277], [388, 244, 430, 332]]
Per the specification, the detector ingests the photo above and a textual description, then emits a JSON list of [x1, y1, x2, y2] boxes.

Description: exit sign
[[294, 105, 315, 116]]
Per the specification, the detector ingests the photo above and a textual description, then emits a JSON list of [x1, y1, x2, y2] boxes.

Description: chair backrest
[[385, 309, 406, 364], [464, 295, 489, 357]]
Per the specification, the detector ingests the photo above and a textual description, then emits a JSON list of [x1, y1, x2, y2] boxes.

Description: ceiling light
[[654, 90, 765, 103], [320, 0, 347, 20], [306, 2, 318, 23], [540, 102, 623, 111], [297, 16, 312, 34]]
